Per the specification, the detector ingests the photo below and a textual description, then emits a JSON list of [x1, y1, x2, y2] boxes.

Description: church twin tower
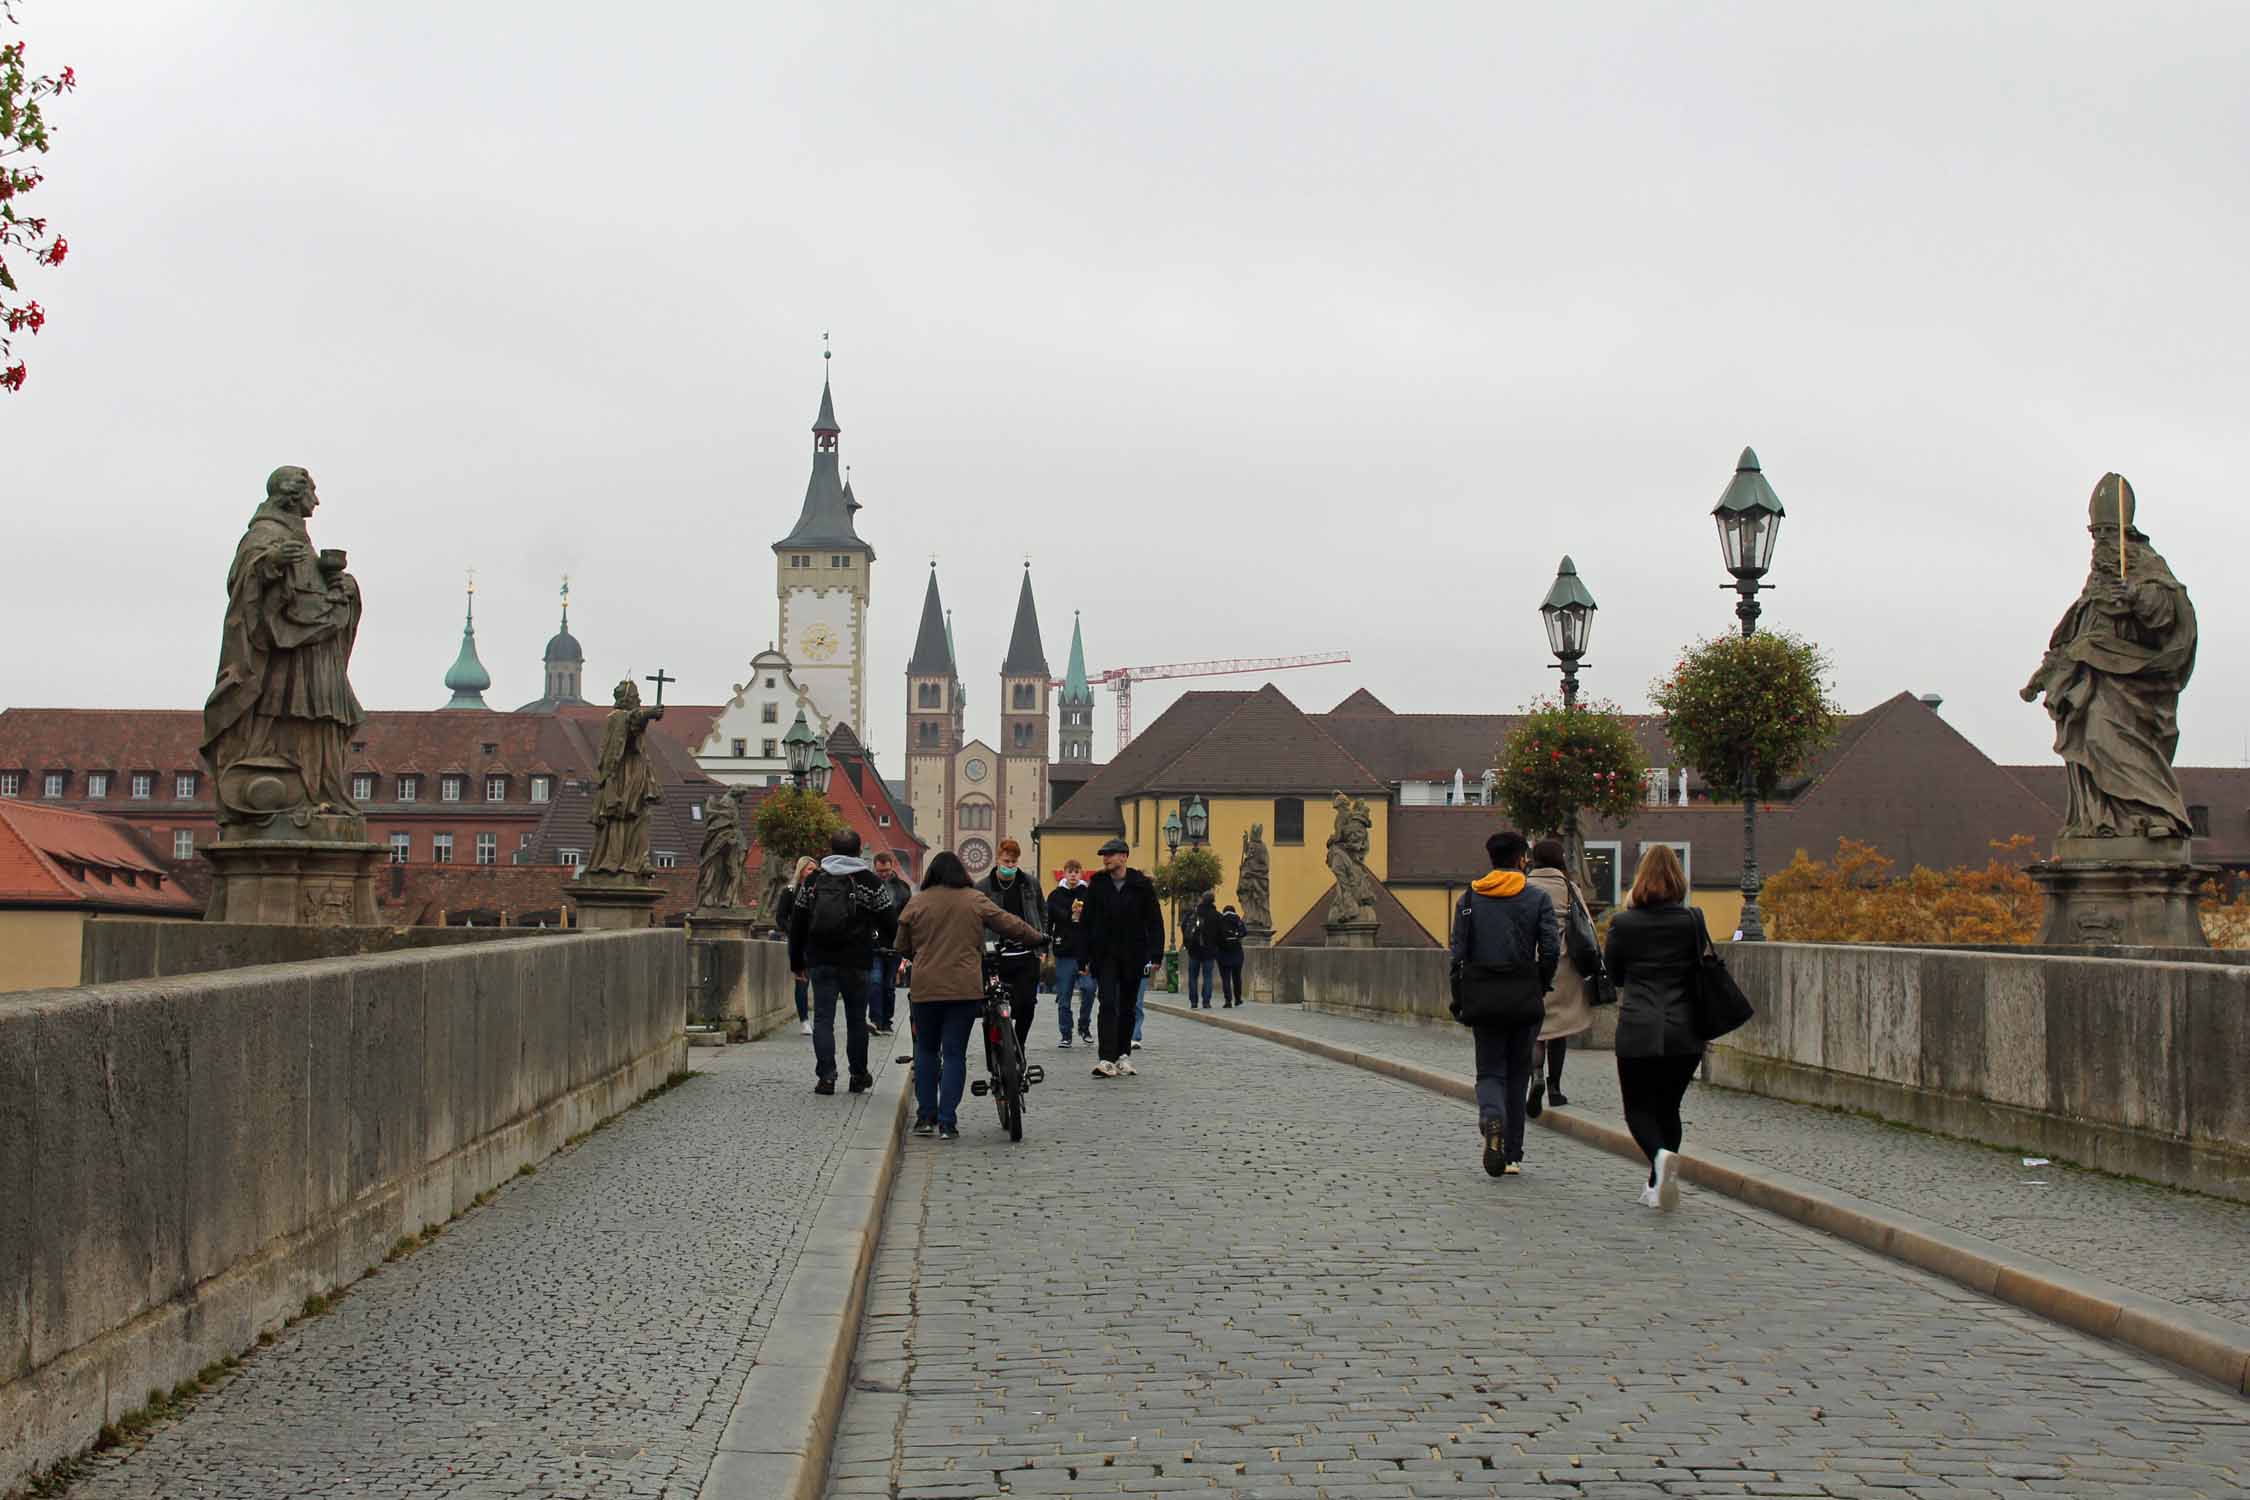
[[772, 370, 1087, 879]]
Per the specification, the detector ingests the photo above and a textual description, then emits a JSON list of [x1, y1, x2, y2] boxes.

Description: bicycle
[[968, 938, 1046, 1141]]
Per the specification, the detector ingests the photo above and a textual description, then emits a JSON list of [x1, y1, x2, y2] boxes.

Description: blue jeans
[[807, 964, 870, 1081], [1053, 957, 1096, 1037], [911, 999, 979, 1129], [1134, 971, 1147, 1042], [1187, 956, 1217, 1005], [793, 973, 809, 1022], [869, 955, 899, 1029], [1473, 1020, 1541, 1162]]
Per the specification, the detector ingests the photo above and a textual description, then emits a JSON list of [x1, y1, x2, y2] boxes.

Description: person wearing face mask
[[976, 838, 1049, 1047]]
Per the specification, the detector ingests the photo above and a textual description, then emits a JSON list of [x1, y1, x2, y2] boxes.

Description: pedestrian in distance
[[1524, 838, 1597, 1115], [868, 848, 914, 1037], [1081, 836, 1164, 1078], [787, 830, 897, 1096], [1045, 858, 1097, 1047], [1603, 842, 1704, 1211], [894, 851, 1044, 1140], [976, 838, 1048, 1048], [1214, 903, 1247, 1007], [1184, 891, 1221, 1009], [774, 855, 820, 1035], [1448, 829, 1559, 1179]]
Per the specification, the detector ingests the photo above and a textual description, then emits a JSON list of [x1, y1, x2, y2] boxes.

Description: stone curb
[[1150, 999, 2250, 1396], [699, 1050, 914, 1499]]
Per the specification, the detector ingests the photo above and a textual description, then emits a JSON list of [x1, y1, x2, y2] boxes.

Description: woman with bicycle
[[894, 851, 1045, 1139]]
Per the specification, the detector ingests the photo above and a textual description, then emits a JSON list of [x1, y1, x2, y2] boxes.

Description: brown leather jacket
[[894, 886, 1042, 1002]]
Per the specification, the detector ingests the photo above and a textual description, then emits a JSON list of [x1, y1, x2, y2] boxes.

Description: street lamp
[[806, 740, 833, 795], [1184, 795, 1209, 846], [1539, 555, 1597, 710], [782, 709, 821, 790], [1164, 810, 1183, 952], [1713, 446, 1786, 941]]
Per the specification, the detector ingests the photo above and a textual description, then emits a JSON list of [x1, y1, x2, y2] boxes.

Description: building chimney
[[1918, 693, 1944, 712]]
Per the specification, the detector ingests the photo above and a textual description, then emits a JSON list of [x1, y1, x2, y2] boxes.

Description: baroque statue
[[199, 466, 367, 839], [2021, 473, 2197, 840], [1237, 822, 1273, 931], [695, 785, 749, 910], [1324, 792, 1381, 925], [587, 679, 666, 878]]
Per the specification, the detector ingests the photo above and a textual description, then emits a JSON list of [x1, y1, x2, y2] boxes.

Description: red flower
[[1, 363, 25, 392], [57, 66, 75, 90], [43, 237, 67, 266]]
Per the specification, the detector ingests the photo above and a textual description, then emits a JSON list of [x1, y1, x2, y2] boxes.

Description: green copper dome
[[443, 587, 492, 709]]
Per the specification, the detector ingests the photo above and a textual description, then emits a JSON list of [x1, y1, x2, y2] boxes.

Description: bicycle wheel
[[991, 1024, 1026, 1142]]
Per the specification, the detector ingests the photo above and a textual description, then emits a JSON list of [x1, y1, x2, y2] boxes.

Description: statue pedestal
[[202, 839, 384, 925], [686, 906, 758, 1037], [1243, 920, 1273, 948], [1323, 919, 1379, 950], [2029, 835, 2210, 948], [570, 878, 663, 932]]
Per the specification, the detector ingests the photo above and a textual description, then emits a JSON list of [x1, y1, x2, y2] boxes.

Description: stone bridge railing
[[1, 929, 686, 1490]]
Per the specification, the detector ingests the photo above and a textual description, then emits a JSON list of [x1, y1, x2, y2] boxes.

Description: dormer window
[[352, 773, 376, 801], [88, 772, 110, 798], [441, 775, 464, 803], [42, 772, 65, 798], [130, 773, 153, 800], [531, 775, 552, 803], [398, 775, 420, 802], [485, 775, 507, 802], [175, 773, 198, 800]]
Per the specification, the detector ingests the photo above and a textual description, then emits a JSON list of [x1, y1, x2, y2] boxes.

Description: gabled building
[[687, 649, 827, 787], [0, 801, 200, 990]]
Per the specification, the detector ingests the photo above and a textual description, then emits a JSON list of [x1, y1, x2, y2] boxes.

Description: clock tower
[[773, 370, 874, 739]]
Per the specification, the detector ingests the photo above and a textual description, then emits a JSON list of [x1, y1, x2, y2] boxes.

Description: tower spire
[[1002, 563, 1049, 678], [443, 570, 492, 710]]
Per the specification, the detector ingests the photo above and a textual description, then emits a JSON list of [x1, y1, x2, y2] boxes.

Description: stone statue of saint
[[587, 679, 666, 877], [695, 785, 748, 910], [1324, 792, 1381, 924], [1237, 823, 1273, 930], [199, 465, 367, 838], [2021, 474, 2198, 840]]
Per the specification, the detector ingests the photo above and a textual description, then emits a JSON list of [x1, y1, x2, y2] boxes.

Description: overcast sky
[[8, 2, 2249, 773]]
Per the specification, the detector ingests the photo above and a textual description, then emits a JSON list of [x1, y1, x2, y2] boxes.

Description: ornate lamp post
[[782, 709, 822, 791], [1713, 446, 1786, 941], [806, 740, 833, 795], [1184, 795, 1209, 847], [1164, 809, 1184, 952], [1539, 555, 1599, 888]]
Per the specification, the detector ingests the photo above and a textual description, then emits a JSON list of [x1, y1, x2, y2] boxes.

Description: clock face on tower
[[963, 758, 988, 783], [798, 623, 840, 661]]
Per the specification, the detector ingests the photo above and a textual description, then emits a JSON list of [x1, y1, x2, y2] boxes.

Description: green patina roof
[[1540, 555, 1598, 613], [1714, 445, 1785, 517], [443, 591, 492, 709], [1060, 612, 1094, 705]]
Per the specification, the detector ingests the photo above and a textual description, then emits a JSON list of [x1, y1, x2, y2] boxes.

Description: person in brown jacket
[[1525, 839, 1597, 1115], [894, 850, 1044, 1139]]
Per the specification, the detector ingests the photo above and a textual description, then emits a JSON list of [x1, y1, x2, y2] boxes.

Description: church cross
[[644, 667, 675, 708]]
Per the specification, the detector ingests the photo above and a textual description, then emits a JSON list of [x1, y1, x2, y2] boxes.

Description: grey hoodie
[[787, 854, 898, 970]]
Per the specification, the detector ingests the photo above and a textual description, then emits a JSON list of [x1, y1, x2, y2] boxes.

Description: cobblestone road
[[72, 1033, 883, 1500], [828, 1012, 2249, 1499], [1193, 1001, 2250, 1333]]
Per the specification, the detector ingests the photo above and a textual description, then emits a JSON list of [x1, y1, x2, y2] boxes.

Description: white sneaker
[[1116, 1057, 1136, 1076], [1638, 1182, 1661, 1209], [1131, 1040, 1143, 1051], [1092, 1060, 1119, 1078], [800, 1020, 813, 1036], [1654, 1149, 1681, 1211]]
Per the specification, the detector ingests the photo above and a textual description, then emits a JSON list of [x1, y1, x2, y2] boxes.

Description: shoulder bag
[[1689, 909, 1756, 1041], [1564, 880, 1618, 1006], [1448, 892, 1546, 1028]]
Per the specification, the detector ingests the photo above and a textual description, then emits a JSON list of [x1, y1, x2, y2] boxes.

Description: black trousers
[[1617, 1054, 1700, 1183], [1092, 957, 1142, 1062], [1541, 1035, 1569, 1089], [1217, 958, 1242, 1005], [999, 955, 1041, 1047]]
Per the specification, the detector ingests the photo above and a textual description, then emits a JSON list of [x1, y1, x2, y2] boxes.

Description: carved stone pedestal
[[686, 907, 759, 1036], [570, 878, 663, 932], [1323, 919, 1379, 950], [1243, 920, 1274, 949], [2029, 835, 2211, 949], [202, 839, 384, 925]]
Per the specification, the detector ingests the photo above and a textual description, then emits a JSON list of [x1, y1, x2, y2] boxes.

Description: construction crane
[[1058, 652, 1352, 750]]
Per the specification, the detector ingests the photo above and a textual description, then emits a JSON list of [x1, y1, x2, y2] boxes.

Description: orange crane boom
[[1055, 652, 1352, 749]]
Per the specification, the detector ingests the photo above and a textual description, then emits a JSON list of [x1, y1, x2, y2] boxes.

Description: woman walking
[[894, 851, 1044, 1140], [1523, 839, 1595, 1115], [1185, 892, 1222, 1009], [1603, 844, 1704, 1210]]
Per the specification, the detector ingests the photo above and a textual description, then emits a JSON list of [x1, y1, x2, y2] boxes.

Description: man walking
[[1214, 903, 1247, 1007], [1449, 830, 1559, 1178], [1046, 858, 1096, 1047], [868, 848, 913, 1036], [1081, 836, 1163, 1079], [789, 829, 898, 1096], [976, 838, 1048, 1047]]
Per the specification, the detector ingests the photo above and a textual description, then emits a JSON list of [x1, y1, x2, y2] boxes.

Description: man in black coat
[[1080, 836, 1163, 1078], [788, 829, 899, 1096], [1450, 829, 1558, 1178]]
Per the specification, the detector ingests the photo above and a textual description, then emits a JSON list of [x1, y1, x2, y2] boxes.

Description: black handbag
[[1690, 911, 1755, 1041], [1563, 880, 1619, 1007]]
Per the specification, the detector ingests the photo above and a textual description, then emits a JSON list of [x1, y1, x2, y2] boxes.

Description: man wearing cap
[[1079, 837, 1164, 1078]]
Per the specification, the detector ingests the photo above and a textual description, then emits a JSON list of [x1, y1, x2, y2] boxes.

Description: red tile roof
[[0, 801, 202, 914]]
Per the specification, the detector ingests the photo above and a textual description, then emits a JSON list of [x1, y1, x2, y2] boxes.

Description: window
[[433, 833, 454, 864], [1012, 683, 1036, 710], [878, 813, 891, 828], [1012, 723, 1036, 749], [530, 775, 552, 803], [480, 742, 497, 755], [2191, 805, 2212, 837], [440, 775, 463, 803], [398, 775, 419, 802], [1274, 797, 1305, 845], [761, 702, 779, 724], [42, 772, 65, 799], [0, 771, 19, 797], [173, 829, 195, 860], [389, 832, 411, 863], [130, 773, 153, 801], [790, 553, 811, 569], [831, 554, 848, 568], [764, 676, 776, 689], [87, 772, 109, 798], [762, 738, 778, 758], [958, 800, 993, 831], [1584, 841, 1622, 906], [175, 773, 197, 800], [476, 832, 497, 865], [654, 850, 678, 869], [918, 682, 943, 709], [731, 738, 748, 758], [690, 802, 703, 822], [485, 775, 506, 802], [560, 848, 583, 868], [917, 723, 939, 747]]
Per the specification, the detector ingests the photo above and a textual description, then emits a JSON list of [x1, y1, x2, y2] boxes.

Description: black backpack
[[805, 873, 861, 945]]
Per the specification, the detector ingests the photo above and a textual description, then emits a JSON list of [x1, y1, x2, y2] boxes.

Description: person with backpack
[[1604, 843, 1705, 1211], [975, 838, 1048, 1047], [1449, 830, 1559, 1178], [1214, 904, 1247, 1007], [787, 829, 898, 1096], [1183, 891, 1221, 1009], [1081, 836, 1164, 1078], [1045, 859, 1096, 1047], [772, 855, 820, 1036], [1524, 838, 1602, 1114]]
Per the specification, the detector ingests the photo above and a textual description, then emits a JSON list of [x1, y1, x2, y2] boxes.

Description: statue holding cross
[[587, 674, 667, 878]]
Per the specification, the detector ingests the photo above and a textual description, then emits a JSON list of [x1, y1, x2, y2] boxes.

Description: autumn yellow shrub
[[1763, 836, 2041, 945]]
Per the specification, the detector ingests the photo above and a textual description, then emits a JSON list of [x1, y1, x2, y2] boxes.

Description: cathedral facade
[[903, 565, 1052, 878]]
